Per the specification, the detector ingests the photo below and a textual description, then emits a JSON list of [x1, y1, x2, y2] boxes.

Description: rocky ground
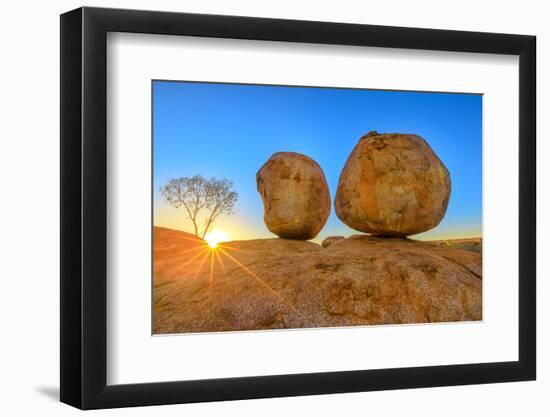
[[153, 227, 482, 334]]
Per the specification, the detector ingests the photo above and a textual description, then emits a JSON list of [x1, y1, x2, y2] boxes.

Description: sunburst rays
[[190, 248, 210, 280], [168, 240, 302, 317], [156, 244, 209, 264], [217, 247, 301, 316], [213, 250, 227, 274], [216, 243, 244, 252], [173, 246, 210, 275]]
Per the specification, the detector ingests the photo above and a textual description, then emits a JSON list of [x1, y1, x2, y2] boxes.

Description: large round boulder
[[335, 132, 451, 236], [256, 152, 330, 240]]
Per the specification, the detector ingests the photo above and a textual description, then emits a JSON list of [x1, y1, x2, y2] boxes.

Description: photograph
[[52, 4, 538, 411], [152, 80, 483, 334]]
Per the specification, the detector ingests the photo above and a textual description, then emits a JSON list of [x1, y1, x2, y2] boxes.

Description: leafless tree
[[160, 175, 238, 238]]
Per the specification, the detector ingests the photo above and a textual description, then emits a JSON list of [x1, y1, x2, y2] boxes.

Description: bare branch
[[160, 175, 238, 238]]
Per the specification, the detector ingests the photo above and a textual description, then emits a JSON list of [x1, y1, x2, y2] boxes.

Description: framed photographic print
[[60, 7, 536, 409]]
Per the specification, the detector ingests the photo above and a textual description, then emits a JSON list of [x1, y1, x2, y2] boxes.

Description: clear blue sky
[[153, 80, 482, 241]]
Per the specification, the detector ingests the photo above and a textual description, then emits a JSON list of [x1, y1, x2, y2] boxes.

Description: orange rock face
[[256, 152, 331, 240], [153, 229, 482, 334], [335, 132, 451, 236]]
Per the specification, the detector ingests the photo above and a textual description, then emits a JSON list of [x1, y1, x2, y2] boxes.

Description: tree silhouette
[[160, 175, 238, 238]]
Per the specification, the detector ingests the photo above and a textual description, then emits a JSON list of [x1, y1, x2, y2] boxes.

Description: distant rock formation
[[256, 152, 330, 240], [335, 132, 451, 237], [153, 228, 481, 334], [430, 238, 482, 253], [321, 236, 345, 248]]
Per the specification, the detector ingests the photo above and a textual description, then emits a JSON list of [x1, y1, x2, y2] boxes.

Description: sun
[[204, 230, 229, 249]]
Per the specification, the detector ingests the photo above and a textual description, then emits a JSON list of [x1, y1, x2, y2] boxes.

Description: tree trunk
[[192, 218, 199, 237]]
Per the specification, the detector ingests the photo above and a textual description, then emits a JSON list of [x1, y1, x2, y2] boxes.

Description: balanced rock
[[321, 236, 345, 248], [153, 229, 481, 334], [335, 132, 451, 236], [256, 152, 330, 240]]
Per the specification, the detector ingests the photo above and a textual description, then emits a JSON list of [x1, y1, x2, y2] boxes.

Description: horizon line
[[153, 224, 482, 243]]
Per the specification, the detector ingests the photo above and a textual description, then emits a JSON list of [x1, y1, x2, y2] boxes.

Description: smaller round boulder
[[257, 152, 330, 240], [335, 132, 451, 236], [321, 236, 345, 248]]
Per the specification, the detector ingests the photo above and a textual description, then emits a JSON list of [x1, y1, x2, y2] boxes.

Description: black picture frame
[[60, 6, 536, 410]]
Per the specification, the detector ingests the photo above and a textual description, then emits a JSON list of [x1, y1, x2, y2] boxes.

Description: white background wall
[[0, 0, 546, 415]]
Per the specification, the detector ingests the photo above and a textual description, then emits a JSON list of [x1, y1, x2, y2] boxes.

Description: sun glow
[[204, 230, 229, 249]]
